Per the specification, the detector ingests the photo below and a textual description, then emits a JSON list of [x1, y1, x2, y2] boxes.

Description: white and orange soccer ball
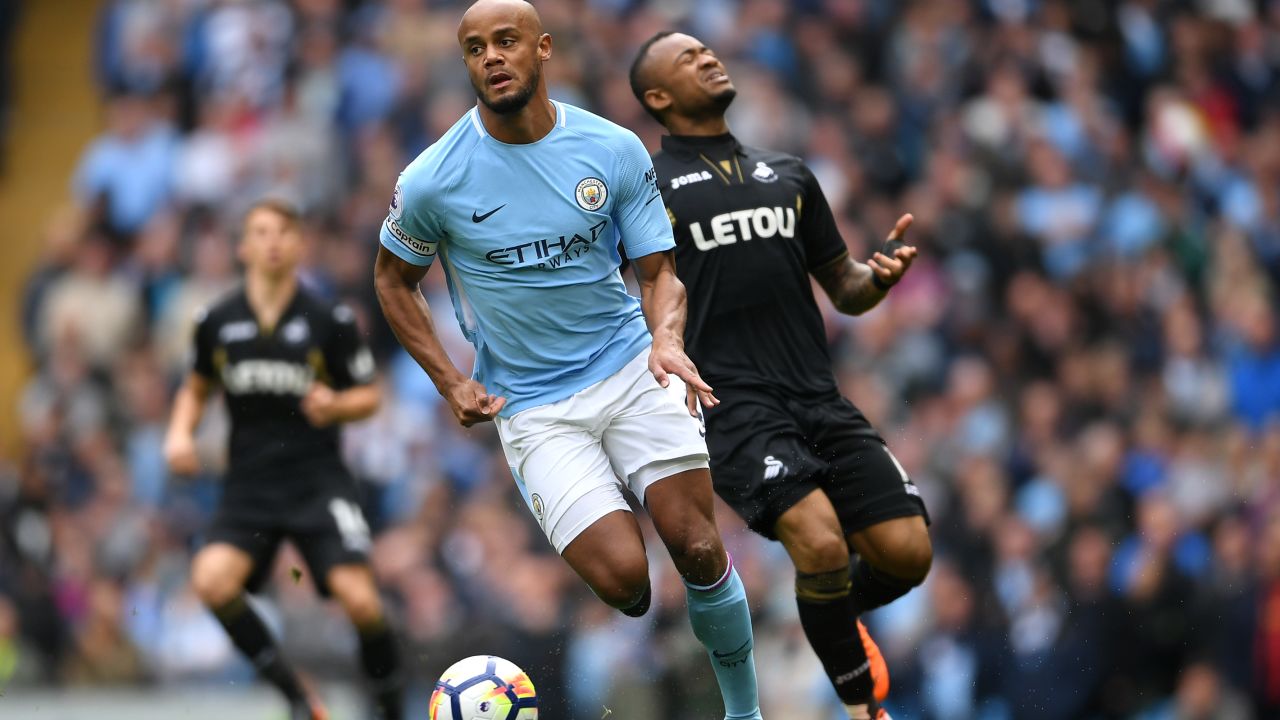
[[428, 655, 538, 720]]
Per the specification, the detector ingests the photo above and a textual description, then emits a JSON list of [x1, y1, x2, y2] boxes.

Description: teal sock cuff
[[684, 552, 734, 594]]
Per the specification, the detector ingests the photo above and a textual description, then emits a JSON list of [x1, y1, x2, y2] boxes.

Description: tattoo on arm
[[811, 253, 887, 316]]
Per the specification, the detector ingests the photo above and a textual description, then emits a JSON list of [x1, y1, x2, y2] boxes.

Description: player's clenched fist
[[444, 378, 507, 427], [164, 432, 199, 475], [301, 383, 339, 427]]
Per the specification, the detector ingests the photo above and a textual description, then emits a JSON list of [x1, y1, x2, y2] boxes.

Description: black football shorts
[[205, 471, 371, 597], [703, 388, 928, 540]]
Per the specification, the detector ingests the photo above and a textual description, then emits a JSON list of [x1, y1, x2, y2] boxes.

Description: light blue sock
[[685, 554, 763, 720]]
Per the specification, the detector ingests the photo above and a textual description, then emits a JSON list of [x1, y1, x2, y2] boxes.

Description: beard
[[679, 85, 736, 124], [707, 85, 737, 114], [475, 63, 541, 115]]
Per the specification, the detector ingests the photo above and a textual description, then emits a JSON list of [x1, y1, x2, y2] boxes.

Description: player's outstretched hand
[[301, 383, 339, 427], [868, 213, 918, 289], [164, 432, 199, 475], [649, 343, 719, 416], [445, 378, 507, 427]]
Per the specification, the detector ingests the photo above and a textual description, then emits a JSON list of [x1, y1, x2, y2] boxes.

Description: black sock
[[849, 558, 918, 615], [795, 567, 874, 705], [358, 619, 404, 720], [211, 594, 305, 703]]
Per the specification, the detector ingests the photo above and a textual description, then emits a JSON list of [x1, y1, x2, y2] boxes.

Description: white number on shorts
[[882, 446, 920, 497], [328, 498, 372, 551]]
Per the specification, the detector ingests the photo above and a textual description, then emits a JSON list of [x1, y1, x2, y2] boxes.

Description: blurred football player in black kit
[[165, 199, 402, 720], [631, 32, 933, 720]]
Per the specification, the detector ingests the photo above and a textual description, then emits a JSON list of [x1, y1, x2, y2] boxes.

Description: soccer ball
[[429, 655, 538, 720]]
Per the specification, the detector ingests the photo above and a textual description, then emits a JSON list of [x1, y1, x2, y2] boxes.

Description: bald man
[[373, 2, 765, 719]]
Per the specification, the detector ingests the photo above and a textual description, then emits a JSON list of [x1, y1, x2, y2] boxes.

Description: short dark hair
[[245, 198, 302, 230], [629, 30, 676, 124]]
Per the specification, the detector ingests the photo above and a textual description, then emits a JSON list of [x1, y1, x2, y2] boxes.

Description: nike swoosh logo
[[711, 639, 752, 658], [472, 204, 506, 223]]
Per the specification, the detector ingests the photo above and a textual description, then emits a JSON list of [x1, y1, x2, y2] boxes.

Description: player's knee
[[669, 534, 725, 578], [191, 562, 242, 608], [590, 557, 651, 610], [340, 589, 384, 627], [888, 530, 933, 585], [787, 529, 850, 575], [331, 574, 384, 626]]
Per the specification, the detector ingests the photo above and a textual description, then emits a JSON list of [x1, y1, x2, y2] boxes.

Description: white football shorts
[[495, 348, 710, 554]]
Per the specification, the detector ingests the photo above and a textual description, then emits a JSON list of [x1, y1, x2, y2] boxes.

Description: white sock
[[844, 703, 874, 720]]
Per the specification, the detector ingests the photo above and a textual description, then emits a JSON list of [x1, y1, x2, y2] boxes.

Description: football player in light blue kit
[[372, 1, 763, 718]]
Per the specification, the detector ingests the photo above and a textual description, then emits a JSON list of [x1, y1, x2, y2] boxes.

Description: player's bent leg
[[496, 393, 652, 613], [560, 509, 652, 613], [773, 491, 885, 711], [645, 467, 763, 720], [327, 565, 404, 720], [327, 564, 384, 626], [193, 543, 321, 717], [774, 488, 851, 573], [191, 542, 255, 608], [644, 467, 728, 584], [847, 515, 933, 615]]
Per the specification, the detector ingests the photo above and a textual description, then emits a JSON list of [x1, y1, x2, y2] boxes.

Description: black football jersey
[[192, 285, 376, 481], [654, 133, 847, 397]]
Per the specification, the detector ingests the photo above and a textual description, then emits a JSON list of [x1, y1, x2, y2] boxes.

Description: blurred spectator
[[34, 232, 141, 370], [94, 0, 181, 97], [1227, 290, 1280, 432], [1014, 139, 1104, 279], [0, 591, 43, 687], [7, 2, 1280, 718], [60, 579, 147, 686], [72, 92, 177, 241]]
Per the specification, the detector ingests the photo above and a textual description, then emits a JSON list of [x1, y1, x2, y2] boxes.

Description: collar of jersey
[[468, 100, 567, 147], [661, 132, 744, 160]]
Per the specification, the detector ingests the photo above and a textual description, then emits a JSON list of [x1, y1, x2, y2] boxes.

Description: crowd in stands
[[5, 1, 1280, 718]]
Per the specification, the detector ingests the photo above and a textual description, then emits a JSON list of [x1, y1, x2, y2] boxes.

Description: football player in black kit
[[630, 33, 932, 720], [164, 200, 403, 720]]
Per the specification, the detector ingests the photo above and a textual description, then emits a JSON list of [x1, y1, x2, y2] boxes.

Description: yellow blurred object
[[0, 0, 99, 460]]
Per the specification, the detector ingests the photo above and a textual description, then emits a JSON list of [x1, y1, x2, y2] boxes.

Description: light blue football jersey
[[380, 101, 673, 416]]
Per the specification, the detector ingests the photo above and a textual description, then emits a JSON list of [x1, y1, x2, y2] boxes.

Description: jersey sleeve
[[379, 174, 445, 266], [190, 306, 217, 379], [324, 304, 377, 390], [798, 163, 849, 270], [612, 132, 675, 260]]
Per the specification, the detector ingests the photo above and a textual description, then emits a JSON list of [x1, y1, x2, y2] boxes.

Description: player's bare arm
[[300, 382, 382, 428], [812, 213, 917, 316], [164, 372, 211, 475], [373, 245, 506, 426], [632, 249, 718, 414]]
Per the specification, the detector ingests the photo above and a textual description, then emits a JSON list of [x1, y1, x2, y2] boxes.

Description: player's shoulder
[[650, 146, 689, 178], [557, 102, 646, 154], [739, 143, 807, 174], [194, 285, 247, 326], [293, 285, 358, 327], [398, 109, 483, 197]]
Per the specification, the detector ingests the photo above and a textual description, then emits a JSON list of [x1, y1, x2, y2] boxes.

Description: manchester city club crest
[[575, 177, 607, 211], [531, 493, 545, 524]]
